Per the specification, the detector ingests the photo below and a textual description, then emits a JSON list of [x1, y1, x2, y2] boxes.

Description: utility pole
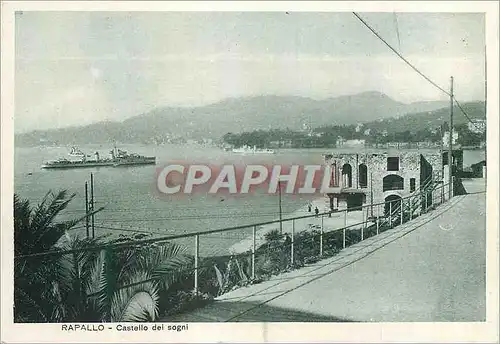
[[439, 124, 444, 179], [278, 180, 283, 234], [370, 172, 373, 218], [448, 76, 454, 199], [90, 173, 95, 238], [85, 182, 89, 238], [440, 124, 445, 203]]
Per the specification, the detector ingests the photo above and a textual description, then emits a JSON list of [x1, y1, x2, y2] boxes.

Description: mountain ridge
[[15, 92, 466, 146]]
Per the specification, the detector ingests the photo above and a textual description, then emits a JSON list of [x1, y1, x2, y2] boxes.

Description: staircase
[[404, 171, 444, 220]]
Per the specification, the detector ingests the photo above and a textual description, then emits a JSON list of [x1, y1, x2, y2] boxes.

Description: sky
[[15, 11, 485, 133]]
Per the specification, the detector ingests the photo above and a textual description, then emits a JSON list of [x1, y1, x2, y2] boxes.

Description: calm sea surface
[[14, 144, 485, 255]]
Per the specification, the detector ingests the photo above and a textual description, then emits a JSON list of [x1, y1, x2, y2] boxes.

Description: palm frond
[[152, 254, 194, 291], [85, 249, 113, 320], [13, 195, 32, 255], [14, 287, 49, 322], [31, 191, 77, 251], [59, 236, 102, 294], [214, 264, 224, 294], [137, 242, 186, 273], [111, 271, 159, 322], [235, 258, 248, 282], [131, 242, 193, 292]]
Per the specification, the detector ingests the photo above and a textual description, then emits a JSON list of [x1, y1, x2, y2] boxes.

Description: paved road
[[166, 179, 486, 322]]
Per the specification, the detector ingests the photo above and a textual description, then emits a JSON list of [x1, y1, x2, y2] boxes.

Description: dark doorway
[[347, 193, 364, 211], [358, 164, 368, 188], [342, 163, 352, 188], [384, 195, 402, 216]]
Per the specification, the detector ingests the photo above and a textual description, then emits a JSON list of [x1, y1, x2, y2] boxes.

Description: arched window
[[331, 162, 339, 187], [383, 174, 404, 192], [358, 164, 368, 188], [341, 163, 352, 188]]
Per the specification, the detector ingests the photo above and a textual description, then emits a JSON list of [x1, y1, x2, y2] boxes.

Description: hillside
[[363, 101, 486, 132], [15, 92, 451, 146]]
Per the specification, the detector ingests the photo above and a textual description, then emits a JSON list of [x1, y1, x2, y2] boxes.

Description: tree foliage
[[14, 191, 192, 323]]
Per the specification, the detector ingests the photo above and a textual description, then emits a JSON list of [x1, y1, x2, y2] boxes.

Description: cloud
[[13, 11, 485, 132], [14, 52, 484, 132]]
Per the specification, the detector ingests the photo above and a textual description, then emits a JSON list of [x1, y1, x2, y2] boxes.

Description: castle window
[[358, 164, 368, 188], [383, 174, 404, 192], [410, 178, 416, 192], [387, 157, 399, 171]]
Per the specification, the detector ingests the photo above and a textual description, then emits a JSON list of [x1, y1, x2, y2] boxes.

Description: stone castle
[[323, 149, 463, 213]]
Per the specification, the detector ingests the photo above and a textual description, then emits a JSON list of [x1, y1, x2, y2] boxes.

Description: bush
[[162, 290, 212, 318]]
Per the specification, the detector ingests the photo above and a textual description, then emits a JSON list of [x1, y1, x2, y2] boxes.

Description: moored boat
[[232, 145, 275, 154], [41, 158, 114, 169], [41, 145, 156, 169]]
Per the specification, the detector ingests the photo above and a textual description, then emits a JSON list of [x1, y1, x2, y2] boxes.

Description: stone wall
[[324, 150, 443, 209]]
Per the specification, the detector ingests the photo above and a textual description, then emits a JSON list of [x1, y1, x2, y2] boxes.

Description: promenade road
[[166, 179, 486, 322]]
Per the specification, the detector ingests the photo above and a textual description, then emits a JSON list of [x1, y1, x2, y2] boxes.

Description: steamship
[[41, 146, 156, 169]]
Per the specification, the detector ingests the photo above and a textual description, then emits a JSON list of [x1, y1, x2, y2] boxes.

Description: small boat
[[232, 145, 275, 154]]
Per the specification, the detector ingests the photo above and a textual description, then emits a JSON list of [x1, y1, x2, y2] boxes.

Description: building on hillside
[[344, 139, 366, 147], [443, 130, 459, 146], [269, 140, 292, 148], [468, 119, 486, 134], [323, 149, 463, 214]]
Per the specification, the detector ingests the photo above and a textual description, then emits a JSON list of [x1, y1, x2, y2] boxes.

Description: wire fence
[[15, 178, 452, 310]]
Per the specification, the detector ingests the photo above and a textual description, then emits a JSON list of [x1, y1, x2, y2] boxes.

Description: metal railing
[[15, 178, 452, 317]]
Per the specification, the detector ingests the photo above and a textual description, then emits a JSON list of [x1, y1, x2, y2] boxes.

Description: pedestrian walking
[[315, 206, 319, 217], [308, 203, 312, 212], [284, 233, 292, 246]]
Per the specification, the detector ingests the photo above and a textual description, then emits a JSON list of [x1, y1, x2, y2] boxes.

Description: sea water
[[14, 144, 484, 255]]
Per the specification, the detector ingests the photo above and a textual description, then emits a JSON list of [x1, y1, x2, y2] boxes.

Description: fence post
[[376, 204, 379, 235], [252, 226, 256, 280], [361, 208, 364, 241], [194, 234, 199, 295], [424, 193, 428, 213], [320, 215, 324, 256], [291, 220, 295, 266], [400, 199, 404, 226], [389, 202, 392, 228], [343, 209, 347, 249]]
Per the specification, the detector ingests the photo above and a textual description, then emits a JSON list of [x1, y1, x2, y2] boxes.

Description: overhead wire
[[352, 12, 486, 131], [453, 98, 485, 132], [352, 12, 451, 97]]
